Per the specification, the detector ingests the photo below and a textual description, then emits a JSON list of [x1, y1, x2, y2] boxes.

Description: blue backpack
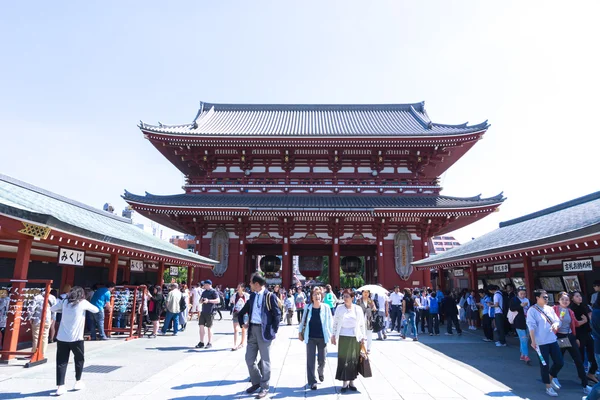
[[429, 297, 439, 314]]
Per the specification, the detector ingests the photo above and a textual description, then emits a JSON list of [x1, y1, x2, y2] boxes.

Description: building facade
[[125, 102, 504, 289], [413, 191, 600, 302]]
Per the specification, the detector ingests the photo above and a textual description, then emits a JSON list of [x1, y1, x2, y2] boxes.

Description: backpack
[[498, 291, 510, 315], [179, 294, 186, 312], [265, 292, 283, 314]]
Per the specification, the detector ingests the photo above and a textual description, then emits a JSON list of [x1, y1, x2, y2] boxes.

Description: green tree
[[317, 257, 330, 284], [162, 266, 189, 284]]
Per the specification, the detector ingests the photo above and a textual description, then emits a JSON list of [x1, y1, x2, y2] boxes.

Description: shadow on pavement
[[171, 379, 247, 390], [185, 348, 229, 353], [0, 390, 55, 398], [418, 326, 587, 400], [146, 346, 194, 351]]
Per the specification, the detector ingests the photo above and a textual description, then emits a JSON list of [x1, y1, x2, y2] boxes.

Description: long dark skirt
[[335, 335, 360, 381]]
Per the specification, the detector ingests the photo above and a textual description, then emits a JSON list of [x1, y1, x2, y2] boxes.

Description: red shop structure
[[0, 174, 218, 362], [413, 191, 600, 302], [125, 102, 504, 290]]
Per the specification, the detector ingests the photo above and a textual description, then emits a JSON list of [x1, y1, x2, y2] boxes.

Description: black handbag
[[372, 313, 384, 333], [358, 343, 372, 378]]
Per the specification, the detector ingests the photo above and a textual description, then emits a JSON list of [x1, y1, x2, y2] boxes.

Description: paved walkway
[[0, 316, 590, 400]]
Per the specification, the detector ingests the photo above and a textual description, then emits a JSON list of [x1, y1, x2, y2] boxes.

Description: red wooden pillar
[[422, 240, 432, 289], [523, 256, 534, 300], [377, 235, 385, 286], [187, 266, 193, 286], [123, 265, 131, 284], [469, 263, 478, 290], [331, 238, 341, 290], [438, 269, 446, 290], [2, 239, 32, 362], [238, 235, 246, 286], [60, 266, 75, 290], [108, 254, 119, 284], [282, 237, 291, 289], [157, 261, 165, 285]]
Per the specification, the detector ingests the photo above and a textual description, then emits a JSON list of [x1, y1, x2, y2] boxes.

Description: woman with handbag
[[356, 289, 377, 353], [331, 288, 366, 393], [509, 287, 531, 364], [527, 289, 564, 397], [299, 288, 333, 391], [552, 291, 592, 394], [231, 283, 249, 351], [570, 291, 599, 384]]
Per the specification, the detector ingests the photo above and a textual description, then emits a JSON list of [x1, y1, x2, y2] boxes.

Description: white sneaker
[[583, 385, 593, 395], [551, 378, 561, 390], [545, 387, 558, 397], [54, 386, 67, 396], [495, 342, 507, 347], [73, 380, 85, 391]]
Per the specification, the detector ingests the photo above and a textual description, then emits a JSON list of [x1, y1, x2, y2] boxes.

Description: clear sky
[[1, 1, 599, 243]]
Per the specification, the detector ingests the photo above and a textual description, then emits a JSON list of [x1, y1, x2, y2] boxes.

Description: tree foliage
[[162, 266, 189, 285]]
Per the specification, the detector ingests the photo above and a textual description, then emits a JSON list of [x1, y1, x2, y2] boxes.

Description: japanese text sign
[[57, 247, 85, 267]]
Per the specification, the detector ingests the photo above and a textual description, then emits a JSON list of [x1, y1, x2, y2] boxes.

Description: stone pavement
[[0, 315, 590, 400]]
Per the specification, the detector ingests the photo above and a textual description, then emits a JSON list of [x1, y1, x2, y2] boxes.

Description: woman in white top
[[526, 289, 564, 397], [331, 288, 366, 393], [50, 286, 100, 396]]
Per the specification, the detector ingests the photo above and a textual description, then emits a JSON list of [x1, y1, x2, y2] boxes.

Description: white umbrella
[[357, 284, 389, 297]]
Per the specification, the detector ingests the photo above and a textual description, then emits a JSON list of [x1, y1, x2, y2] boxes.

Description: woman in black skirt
[[147, 285, 164, 338], [331, 288, 366, 393]]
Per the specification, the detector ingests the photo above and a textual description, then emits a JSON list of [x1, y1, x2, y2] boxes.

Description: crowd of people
[[5, 277, 600, 399]]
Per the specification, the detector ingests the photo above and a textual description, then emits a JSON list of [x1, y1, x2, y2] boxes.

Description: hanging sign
[[454, 269, 465, 277], [563, 258, 593, 273], [169, 266, 179, 276], [144, 262, 158, 271], [57, 247, 85, 267], [130, 260, 144, 273], [493, 264, 510, 273]]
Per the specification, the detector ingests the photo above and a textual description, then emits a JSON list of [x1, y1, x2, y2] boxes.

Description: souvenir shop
[[415, 191, 600, 303]]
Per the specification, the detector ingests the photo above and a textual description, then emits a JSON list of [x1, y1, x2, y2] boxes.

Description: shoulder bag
[[357, 342, 372, 378], [534, 305, 571, 349], [298, 306, 310, 341]]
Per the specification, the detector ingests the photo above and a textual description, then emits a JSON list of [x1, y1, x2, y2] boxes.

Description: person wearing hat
[[195, 280, 219, 349]]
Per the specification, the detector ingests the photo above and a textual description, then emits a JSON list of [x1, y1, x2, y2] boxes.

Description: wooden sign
[[169, 266, 179, 276], [493, 264, 510, 273], [144, 263, 159, 271], [57, 247, 85, 267], [130, 260, 144, 273], [454, 269, 465, 277], [563, 258, 593, 273]]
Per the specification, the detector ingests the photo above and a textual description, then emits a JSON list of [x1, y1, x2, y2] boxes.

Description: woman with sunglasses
[[553, 291, 592, 394], [331, 288, 366, 393], [570, 291, 599, 384], [527, 289, 563, 397]]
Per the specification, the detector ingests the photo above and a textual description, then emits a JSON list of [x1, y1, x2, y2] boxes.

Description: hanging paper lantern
[[341, 256, 361, 277], [260, 255, 281, 278]]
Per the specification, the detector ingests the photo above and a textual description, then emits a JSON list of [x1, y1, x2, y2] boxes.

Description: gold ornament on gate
[[18, 222, 51, 240]]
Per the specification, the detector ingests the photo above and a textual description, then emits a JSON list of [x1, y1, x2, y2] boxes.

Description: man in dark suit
[[238, 273, 281, 399]]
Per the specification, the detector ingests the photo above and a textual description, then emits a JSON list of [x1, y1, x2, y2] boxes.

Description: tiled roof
[[123, 192, 505, 210], [139, 102, 489, 137], [413, 191, 600, 267], [0, 174, 218, 266]]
